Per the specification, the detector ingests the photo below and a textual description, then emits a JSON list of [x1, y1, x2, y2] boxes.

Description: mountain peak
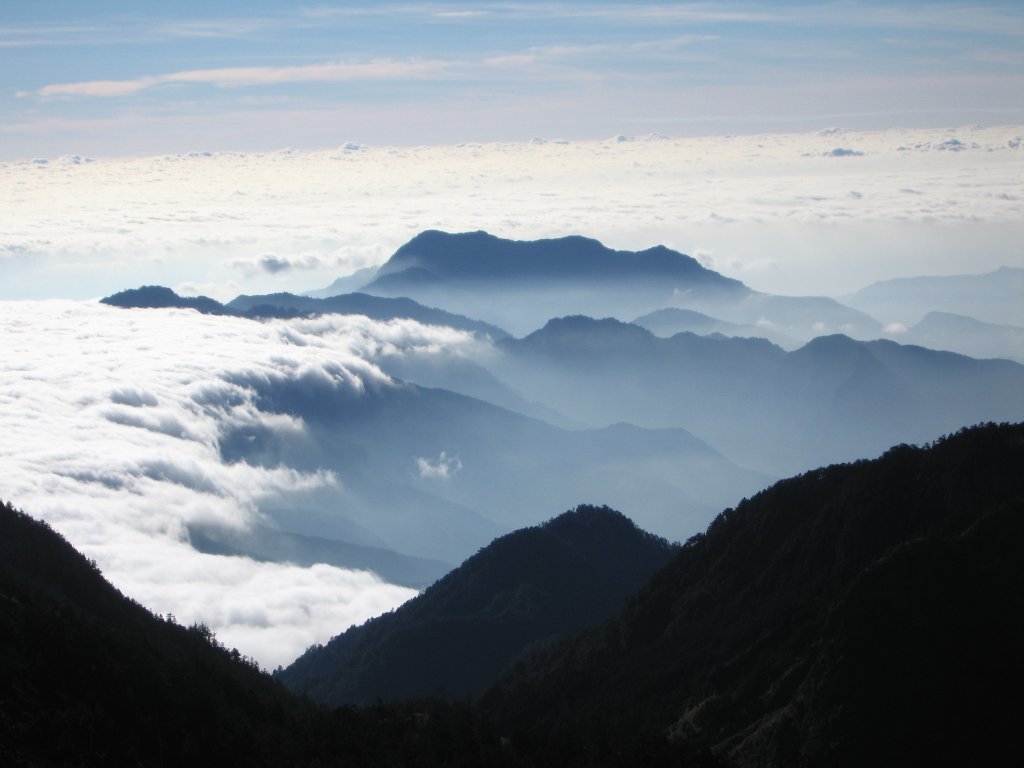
[[100, 285, 228, 315], [278, 504, 676, 705], [369, 229, 745, 288]]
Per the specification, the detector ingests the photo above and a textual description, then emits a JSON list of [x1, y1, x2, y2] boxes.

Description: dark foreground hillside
[[3, 423, 1022, 767], [484, 422, 1024, 767], [0, 500, 504, 767], [280, 505, 677, 705]]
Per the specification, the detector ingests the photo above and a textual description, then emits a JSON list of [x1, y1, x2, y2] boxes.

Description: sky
[[2, 1, 1022, 300], [2, 1, 1023, 158]]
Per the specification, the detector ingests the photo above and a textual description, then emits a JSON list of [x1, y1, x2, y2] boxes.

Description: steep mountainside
[[484, 422, 1024, 767], [0, 500, 313, 765], [4, 423, 1020, 766], [0, 499, 520, 767], [492, 316, 1024, 474], [279, 505, 677, 706]]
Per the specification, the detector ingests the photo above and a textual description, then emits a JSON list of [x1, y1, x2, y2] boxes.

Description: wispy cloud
[[34, 58, 457, 98], [0, 23, 109, 48]]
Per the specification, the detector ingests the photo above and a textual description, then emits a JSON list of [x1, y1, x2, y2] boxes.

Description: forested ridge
[[483, 422, 1024, 766], [279, 505, 677, 705], [3, 422, 1022, 766]]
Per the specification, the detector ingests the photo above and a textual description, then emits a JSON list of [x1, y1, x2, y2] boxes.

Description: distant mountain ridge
[[278, 505, 677, 706], [188, 523, 451, 589], [101, 284, 230, 315], [846, 265, 1024, 327], [227, 291, 510, 339], [219, 374, 766, 562], [492, 315, 1024, 474], [101, 285, 509, 339], [894, 310, 1024, 363], [368, 229, 743, 290], [633, 307, 801, 348], [358, 230, 881, 338]]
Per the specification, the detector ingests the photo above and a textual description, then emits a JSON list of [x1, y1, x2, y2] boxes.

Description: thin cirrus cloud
[[33, 58, 457, 99], [0, 301, 480, 668]]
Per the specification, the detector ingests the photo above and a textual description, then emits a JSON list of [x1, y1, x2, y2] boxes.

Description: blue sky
[[2, 1, 1022, 158]]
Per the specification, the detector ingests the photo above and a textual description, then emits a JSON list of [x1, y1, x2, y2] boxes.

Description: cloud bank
[[0, 301, 478, 668], [1, 125, 1021, 300]]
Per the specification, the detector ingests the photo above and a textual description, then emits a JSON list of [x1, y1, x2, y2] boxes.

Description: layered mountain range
[[99, 230, 1023, 585]]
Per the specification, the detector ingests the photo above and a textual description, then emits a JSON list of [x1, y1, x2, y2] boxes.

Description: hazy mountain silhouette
[[305, 265, 379, 298], [218, 375, 769, 562], [279, 505, 677, 706], [360, 230, 745, 334], [227, 291, 510, 339], [634, 307, 800, 348], [369, 230, 741, 288], [101, 284, 230, 315], [188, 523, 451, 589], [101, 285, 508, 338], [892, 310, 1024, 363], [484, 422, 1024, 767], [845, 265, 1024, 327], [492, 316, 1024, 475], [358, 230, 880, 338]]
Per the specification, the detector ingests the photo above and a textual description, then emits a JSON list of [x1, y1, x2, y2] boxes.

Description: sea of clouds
[[2, 125, 1022, 300], [0, 300, 480, 668], [2, 124, 1023, 666]]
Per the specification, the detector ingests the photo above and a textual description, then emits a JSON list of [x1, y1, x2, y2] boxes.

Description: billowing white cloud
[[0, 125, 1022, 300], [0, 301, 477, 668], [416, 451, 462, 480]]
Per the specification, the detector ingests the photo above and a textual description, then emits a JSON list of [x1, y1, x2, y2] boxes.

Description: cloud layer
[[0, 301, 479, 668], [1, 125, 1022, 300]]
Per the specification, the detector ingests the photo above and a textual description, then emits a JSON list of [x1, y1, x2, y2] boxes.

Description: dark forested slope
[[3, 423, 1022, 766], [0, 499, 322, 765], [279, 505, 677, 706], [484, 422, 1024, 767]]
